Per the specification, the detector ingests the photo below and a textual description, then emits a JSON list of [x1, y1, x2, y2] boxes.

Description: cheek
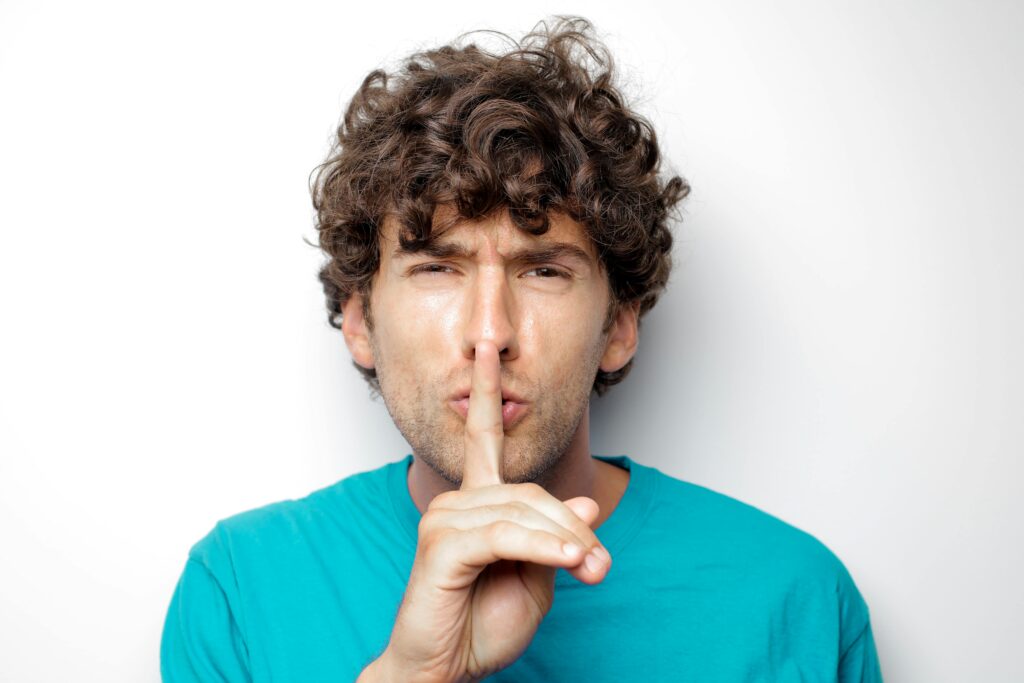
[[374, 291, 461, 367], [434, 297, 462, 341], [523, 302, 605, 378]]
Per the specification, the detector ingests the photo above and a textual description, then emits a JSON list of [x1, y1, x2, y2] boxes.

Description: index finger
[[461, 340, 504, 490]]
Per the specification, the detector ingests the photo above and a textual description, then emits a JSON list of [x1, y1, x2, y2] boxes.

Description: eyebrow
[[391, 241, 595, 267]]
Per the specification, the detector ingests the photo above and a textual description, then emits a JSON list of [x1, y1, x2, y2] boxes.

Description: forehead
[[379, 205, 600, 261]]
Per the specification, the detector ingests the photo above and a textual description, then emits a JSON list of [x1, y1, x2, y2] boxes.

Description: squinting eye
[[524, 267, 570, 279], [411, 264, 456, 275]]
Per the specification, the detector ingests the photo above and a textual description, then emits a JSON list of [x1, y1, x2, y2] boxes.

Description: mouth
[[450, 386, 526, 401], [449, 391, 529, 430]]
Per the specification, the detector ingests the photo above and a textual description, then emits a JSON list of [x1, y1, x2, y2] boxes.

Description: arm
[[161, 557, 252, 683]]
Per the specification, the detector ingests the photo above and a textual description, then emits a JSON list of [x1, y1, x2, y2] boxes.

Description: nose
[[460, 266, 520, 362]]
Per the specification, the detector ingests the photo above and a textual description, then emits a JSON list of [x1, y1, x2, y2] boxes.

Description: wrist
[[358, 646, 423, 683], [362, 646, 475, 683], [356, 651, 391, 683]]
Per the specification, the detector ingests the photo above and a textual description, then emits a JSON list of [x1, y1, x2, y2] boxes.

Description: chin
[[498, 442, 564, 485]]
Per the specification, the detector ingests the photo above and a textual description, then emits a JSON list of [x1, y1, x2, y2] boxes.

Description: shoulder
[[186, 458, 401, 576], [644, 462, 866, 606], [639, 461, 875, 656]]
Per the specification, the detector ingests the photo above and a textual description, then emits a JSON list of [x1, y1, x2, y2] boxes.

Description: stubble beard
[[370, 334, 606, 487]]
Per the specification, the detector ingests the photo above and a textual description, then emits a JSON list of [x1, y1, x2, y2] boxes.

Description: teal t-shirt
[[161, 455, 883, 681]]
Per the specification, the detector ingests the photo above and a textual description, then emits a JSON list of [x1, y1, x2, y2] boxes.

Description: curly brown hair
[[311, 16, 690, 397]]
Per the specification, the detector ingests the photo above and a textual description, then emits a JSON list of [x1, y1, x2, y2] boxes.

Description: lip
[[449, 387, 528, 404], [449, 396, 530, 430]]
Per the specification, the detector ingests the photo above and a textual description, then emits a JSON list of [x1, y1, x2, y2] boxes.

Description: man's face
[[346, 206, 630, 486]]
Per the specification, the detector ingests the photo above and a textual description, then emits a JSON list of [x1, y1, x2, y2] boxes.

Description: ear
[[341, 292, 375, 370], [599, 301, 639, 373]]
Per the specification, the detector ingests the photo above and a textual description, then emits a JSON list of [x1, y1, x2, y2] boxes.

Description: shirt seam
[[184, 554, 254, 672], [839, 619, 870, 663]]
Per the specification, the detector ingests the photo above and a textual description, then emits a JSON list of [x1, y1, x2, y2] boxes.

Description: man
[[161, 17, 883, 682]]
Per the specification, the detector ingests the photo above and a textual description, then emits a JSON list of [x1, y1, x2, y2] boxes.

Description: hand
[[374, 341, 612, 683]]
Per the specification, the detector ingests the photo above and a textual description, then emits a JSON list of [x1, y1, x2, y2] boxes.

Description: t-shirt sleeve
[[833, 557, 884, 682], [161, 550, 252, 682], [838, 619, 883, 682]]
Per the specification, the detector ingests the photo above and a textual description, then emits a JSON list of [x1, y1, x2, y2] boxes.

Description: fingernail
[[563, 542, 583, 557], [585, 552, 603, 573], [592, 546, 611, 565]]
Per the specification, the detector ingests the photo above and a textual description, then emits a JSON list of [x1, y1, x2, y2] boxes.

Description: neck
[[406, 406, 629, 529]]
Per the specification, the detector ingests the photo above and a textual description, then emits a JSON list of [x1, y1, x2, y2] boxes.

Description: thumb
[[562, 496, 601, 529]]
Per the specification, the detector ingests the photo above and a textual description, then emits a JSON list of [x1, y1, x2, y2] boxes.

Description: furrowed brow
[[391, 240, 594, 266], [392, 242, 474, 260], [508, 243, 593, 267]]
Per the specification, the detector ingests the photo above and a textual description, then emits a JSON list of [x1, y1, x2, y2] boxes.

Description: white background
[[1, 1, 1021, 681]]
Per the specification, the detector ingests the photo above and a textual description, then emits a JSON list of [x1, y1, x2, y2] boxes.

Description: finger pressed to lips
[[461, 341, 504, 490], [454, 342, 611, 579]]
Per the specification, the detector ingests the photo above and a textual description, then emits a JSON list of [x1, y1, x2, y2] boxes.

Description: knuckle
[[428, 490, 457, 510], [503, 502, 529, 521], [416, 512, 438, 544], [419, 526, 454, 562], [466, 425, 503, 442], [517, 482, 546, 501], [418, 509, 456, 544], [484, 519, 516, 542]]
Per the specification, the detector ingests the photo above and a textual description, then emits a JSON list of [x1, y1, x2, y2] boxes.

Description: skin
[[344, 205, 641, 681], [340, 206, 638, 527]]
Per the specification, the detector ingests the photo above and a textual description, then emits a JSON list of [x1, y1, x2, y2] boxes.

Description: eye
[[410, 263, 457, 276], [523, 266, 570, 279]]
